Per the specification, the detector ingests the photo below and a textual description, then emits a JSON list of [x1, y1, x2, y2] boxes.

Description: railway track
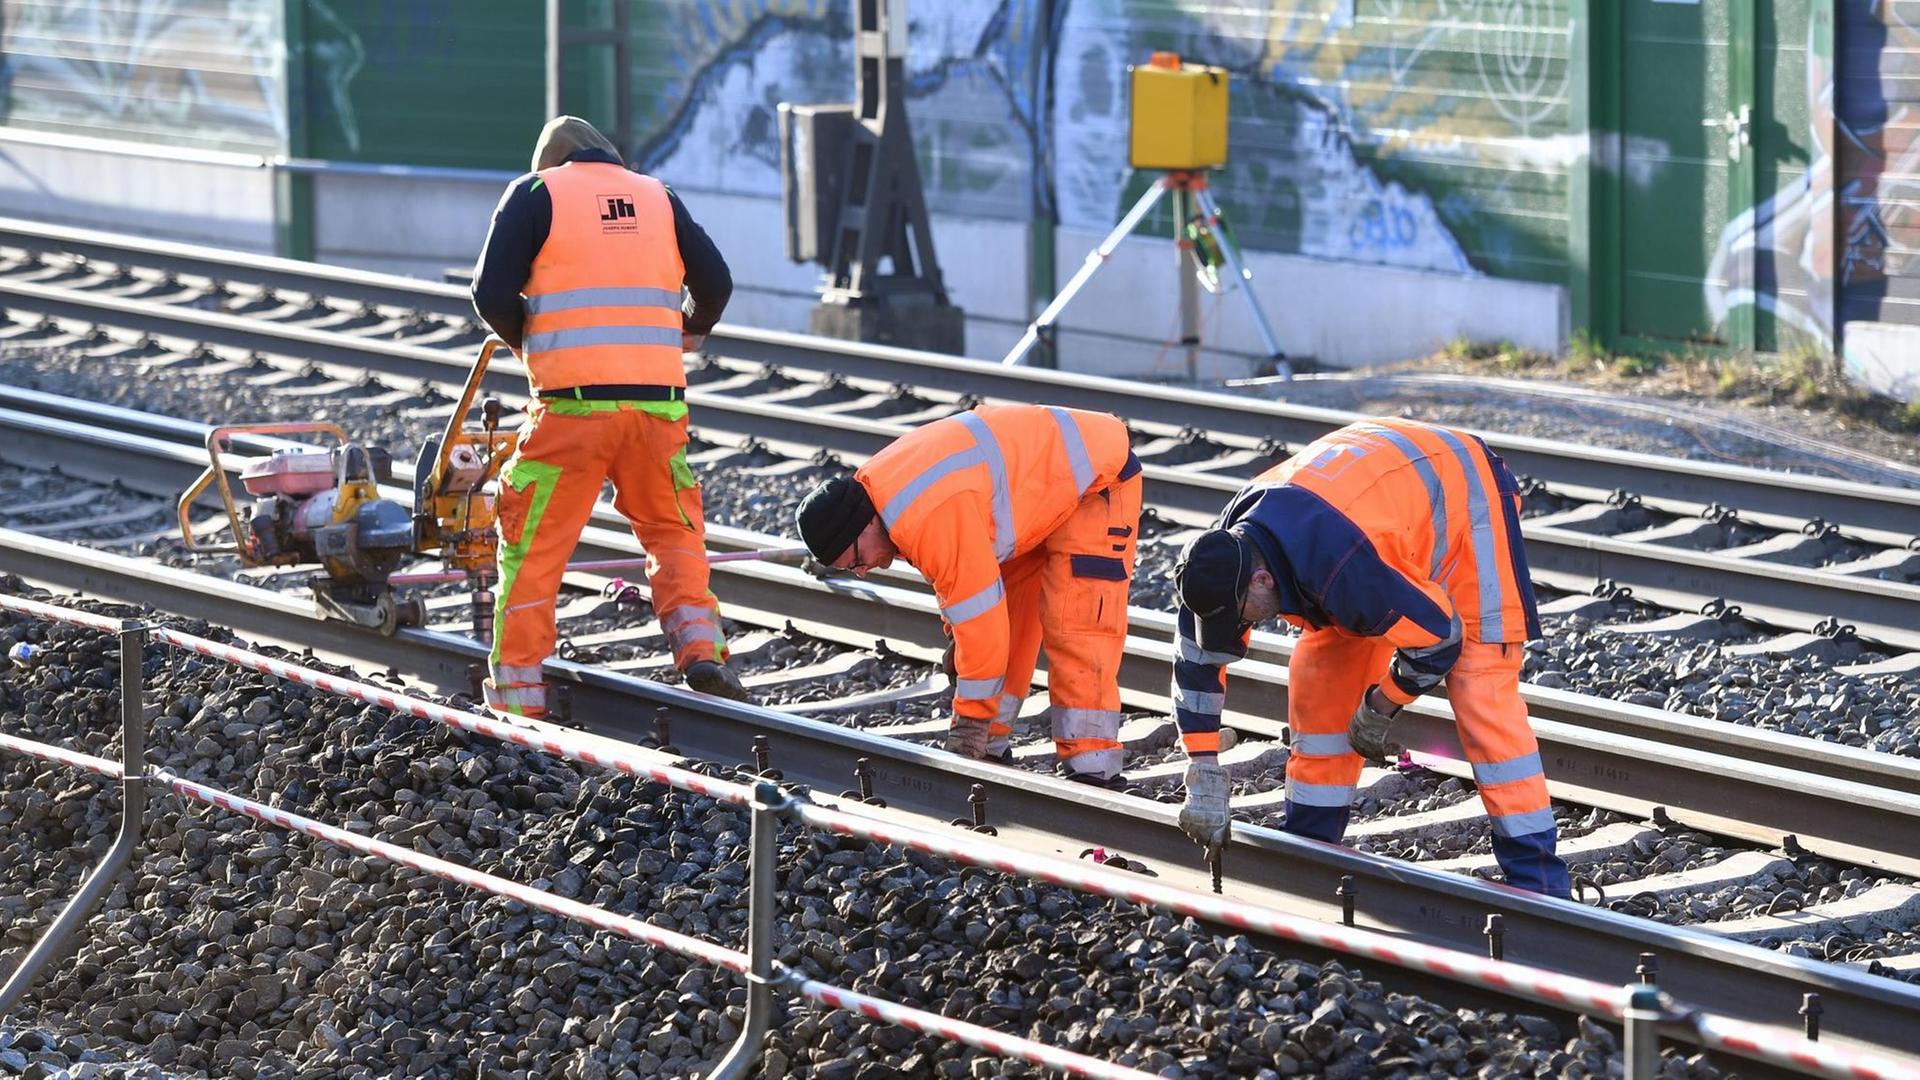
[[5, 403, 1920, 1062], [8, 390, 1920, 865], [2, 216, 1916, 535], [0, 217, 1917, 652], [4, 223, 1920, 1062]]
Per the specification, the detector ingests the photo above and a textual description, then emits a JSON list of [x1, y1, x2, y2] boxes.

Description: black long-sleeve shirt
[[470, 147, 733, 351]]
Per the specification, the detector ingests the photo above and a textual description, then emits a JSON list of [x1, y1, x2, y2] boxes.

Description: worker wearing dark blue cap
[[1170, 418, 1569, 898]]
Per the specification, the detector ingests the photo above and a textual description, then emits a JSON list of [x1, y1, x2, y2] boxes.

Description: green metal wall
[[288, 0, 544, 170]]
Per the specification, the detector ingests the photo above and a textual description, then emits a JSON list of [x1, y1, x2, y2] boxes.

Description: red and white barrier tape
[[790, 802, 1626, 1013], [4, 593, 1915, 1079], [0, 593, 121, 634], [795, 979, 1158, 1080], [789, 804, 1920, 1080], [386, 545, 812, 586], [155, 768, 749, 974], [0, 592, 743, 810], [0, 732, 123, 778], [0, 722, 1161, 1080], [149, 628, 758, 810], [1693, 1015, 1917, 1080]]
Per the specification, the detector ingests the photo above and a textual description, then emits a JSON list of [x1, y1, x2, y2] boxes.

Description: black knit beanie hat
[[796, 476, 877, 563]]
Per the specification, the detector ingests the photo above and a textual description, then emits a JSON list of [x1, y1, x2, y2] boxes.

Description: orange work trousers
[[985, 473, 1143, 779], [485, 401, 724, 718], [1284, 630, 1570, 896]]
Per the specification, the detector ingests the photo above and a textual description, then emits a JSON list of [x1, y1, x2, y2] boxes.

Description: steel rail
[[0, 530, 1917, 1061], [7, 395, 1920, 856], [1, 217, 1915, 544], [2, 280, 1916, 652], [14, 388, 1920, 743]]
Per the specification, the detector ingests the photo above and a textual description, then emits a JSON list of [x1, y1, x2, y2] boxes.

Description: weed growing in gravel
[[1432, 336, 1920, 435]]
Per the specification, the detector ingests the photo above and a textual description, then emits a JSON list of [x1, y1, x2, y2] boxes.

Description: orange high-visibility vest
[[855, 404, 1135, 721], [521, 162, 686, 393], [1259, 417, 1534, 645]]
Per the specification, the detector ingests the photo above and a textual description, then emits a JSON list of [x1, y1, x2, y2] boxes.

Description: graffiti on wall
[[1704, 7, 1838, 349], [0, 0, 285, 153], [1705, 0, 1920, 400], [635, 0, 1044, 223], [629, 0, 1573, 282]]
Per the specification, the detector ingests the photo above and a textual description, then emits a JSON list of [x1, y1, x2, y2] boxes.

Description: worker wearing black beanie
[[795, 475, 878, 565], [791, 404, 1143, 785]]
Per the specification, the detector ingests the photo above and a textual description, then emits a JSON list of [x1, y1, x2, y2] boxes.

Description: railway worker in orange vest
[[469, 116, 749, 716], [794, 404, 1144, 783], [1170, 417, 1571, 897]]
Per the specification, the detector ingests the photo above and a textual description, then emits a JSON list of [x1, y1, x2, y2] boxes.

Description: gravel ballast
[[0, 585, 1730, 1079]]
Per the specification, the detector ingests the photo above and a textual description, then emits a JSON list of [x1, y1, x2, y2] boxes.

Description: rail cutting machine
[[176, 339, 518, 636]]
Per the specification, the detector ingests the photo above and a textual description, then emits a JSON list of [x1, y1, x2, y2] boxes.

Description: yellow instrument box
[[1129, 53, 1229, 170]]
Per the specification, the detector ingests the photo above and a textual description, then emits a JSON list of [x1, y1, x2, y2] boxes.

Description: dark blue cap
[[1173, 528, 1253, 652]]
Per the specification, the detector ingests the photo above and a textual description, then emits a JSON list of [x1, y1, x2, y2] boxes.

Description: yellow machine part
[[1129, 53, 1229, 171], [425, 488, 502, 574], [320, 475, 383, 581], [416, 337, 518, 576]]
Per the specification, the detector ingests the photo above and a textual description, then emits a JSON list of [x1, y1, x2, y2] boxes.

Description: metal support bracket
[[0, 621, 149, 1016], [707, 781, 794, 1079]]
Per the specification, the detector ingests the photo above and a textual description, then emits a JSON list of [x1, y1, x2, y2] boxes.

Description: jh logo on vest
[[597, 195, 638, 233]]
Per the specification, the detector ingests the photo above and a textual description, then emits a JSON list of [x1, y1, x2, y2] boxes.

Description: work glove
[[1178, 762, 1231, 853], [944, 717, 991, 760], [940, 642, 957, 681], [1348, 689, 1402, 764]]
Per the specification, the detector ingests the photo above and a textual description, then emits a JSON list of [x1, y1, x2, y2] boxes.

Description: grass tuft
[[1427, 335, 1920, 435]]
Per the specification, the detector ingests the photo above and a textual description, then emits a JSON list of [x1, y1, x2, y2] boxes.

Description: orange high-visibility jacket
[[1253, 417, 1538, 698], [854, 404, 1135, 722], [521, 162, 686, 394]]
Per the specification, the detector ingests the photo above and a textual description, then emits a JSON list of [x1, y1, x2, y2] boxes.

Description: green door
[[1604, 1, 1831, 356], [1614, 0, 1757, 352]]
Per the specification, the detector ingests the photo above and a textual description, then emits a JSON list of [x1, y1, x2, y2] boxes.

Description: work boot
[[1064, 768, 1127, 792], [684, 660, 752, 703]]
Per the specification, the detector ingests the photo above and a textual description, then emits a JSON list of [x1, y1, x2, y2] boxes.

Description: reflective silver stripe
[[525, 286, 681, 314], [1471, 751, 1544, 787], [878, 447, 986, 526], [955, 412, 1017, 562], [1397, 613, 1463, 687], [1431, 427, 1506, 640], [1285, 779, 1356, 807], [994, 696, 1023, 724], [1062, 747, 1124, 780], [524, 325, 684, 353], [1489, 807, 1558, 838], [1173, 687, 1224, 715], [659, 605, 714, 632], [485, 683, 546, 709], [1177, 634, 1240, 666], [1292, 732, 1354, 757], [955, 676, 1006, 700], [941, 579, 1005, 626], [1048, 407, 1095, 494], [1051, 706, 1122, 742], [987, 698, 1019, 755], [666, 623, 724, 649], [490, 663, 544, 683], [1358, 424, 1450, 579]]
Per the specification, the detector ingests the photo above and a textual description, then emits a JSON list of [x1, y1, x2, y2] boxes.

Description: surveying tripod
[[1001, 170, 1289, 379]]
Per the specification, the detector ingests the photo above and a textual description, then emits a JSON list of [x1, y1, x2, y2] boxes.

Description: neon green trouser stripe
[[490, 456, 566, 669], [667, 444, 697, 528]]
